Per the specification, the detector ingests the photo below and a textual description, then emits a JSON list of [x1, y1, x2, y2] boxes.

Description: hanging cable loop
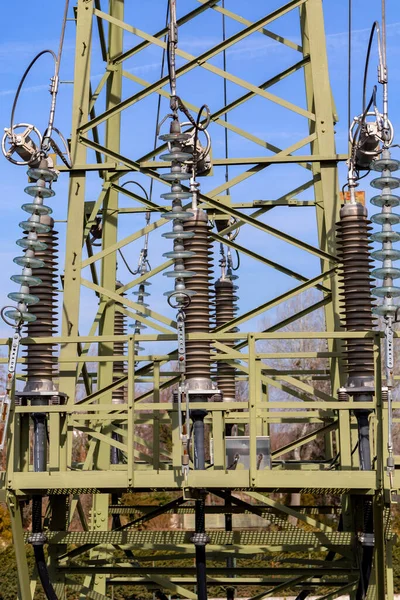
[[227, 247, 240, 272], [118, 180, 152, 275], [347, 10, 392, 181], [192, 104, 211, 176], [0, 306, 24, 329], [2, 0, 70, 168], [2, 50, 57, 166], [168, 292, 191, 310], [9, 49, 58, 144], [182, 102, 211, 133], [118, 181, 153, 355], [227, 217, 240, 241]]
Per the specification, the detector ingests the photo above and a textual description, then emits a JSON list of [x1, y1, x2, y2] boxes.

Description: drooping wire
[[219, 1, 240, 281], [2, 0, 70, 326], [347, 18, 389, 178], [165, 1, 211, 133], [362, 22, 382, 115], [380, 0, 390, 145], [56, 0, 70, 67], [149, 0, 170, 205], [9, 50, 57, 142], [4, 0, 71, 166], [160, 0, 212, 311], [381, 0, 387, 74], [126, 4, 170, 356], [192, 104, 211, 182], [228, 247, 240, 272], [42, 0, 70, 149]]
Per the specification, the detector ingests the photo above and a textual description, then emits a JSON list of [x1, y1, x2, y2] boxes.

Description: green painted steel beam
[[133, 57, 313, 166], [214, 268, 336, 333], [80, 0, 313, 135], [211, 231, 331, 292], [113, 0, 221, 65], [271, 421, 338, 459], [197, 0, 303, 52], [80, 278, 176, 332], [11, 468, 377, 492], [141, 154, 347, 167], [61, 566, 354, 576], [78, 138, 337, 265], [35, 528, 354, 548]]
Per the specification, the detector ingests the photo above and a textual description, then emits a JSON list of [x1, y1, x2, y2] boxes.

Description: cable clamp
[[378, 64, 388, 84], [190, 532, 210, 546], [28, 532, 47, 545], [357, 532, 374, 547]]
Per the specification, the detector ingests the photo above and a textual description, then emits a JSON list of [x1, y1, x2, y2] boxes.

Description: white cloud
[[177, 21, 400, 61], [0, 84, 48, 97]]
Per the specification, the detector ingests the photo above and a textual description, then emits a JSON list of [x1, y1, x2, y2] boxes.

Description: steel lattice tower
[[1, 1, 396, 599]]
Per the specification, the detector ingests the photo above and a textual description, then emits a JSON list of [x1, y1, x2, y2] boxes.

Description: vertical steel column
[[59, 0, 93, 429], [300, 0, 345, 463], [300, 0, 342, 385], [57, 2, 94, 597], [95, 0, 123, 470], [225, 492, 235, 600], [91, 1, 124, 595], [7, 494, 32, 600]]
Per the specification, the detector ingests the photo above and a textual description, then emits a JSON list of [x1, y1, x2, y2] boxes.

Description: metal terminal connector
[[358, 532, 375, 547]]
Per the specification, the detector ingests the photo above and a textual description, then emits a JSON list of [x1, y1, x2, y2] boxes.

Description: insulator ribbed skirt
[[24, 220, 58, 381], [214, 279, 236, 400], [112, 289, 127, 405], [183, 209, 213, 381], [336, 203, 375, 379]]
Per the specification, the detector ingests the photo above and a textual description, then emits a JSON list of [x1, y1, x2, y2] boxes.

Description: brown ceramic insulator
[[24, 217, 58, 382], [214, 278, 236, 401], [336, 203, 376, 379], [112, 285, 127, 404], [183, 209, 213, 381]]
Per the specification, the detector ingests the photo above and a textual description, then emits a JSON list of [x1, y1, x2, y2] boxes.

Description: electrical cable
[[118, 248, 139, 276], [118, 180, 151, 275], [227, 248, 240, 272], [187, 423, 194, 465], [355, 169, 371, 182], [42, 0, 70, 150], [381, 0, 387, 73], [9, 50, 57, 142], [362, 22, 381, 115], [150, 1, 170, 204], [347, 0, 352, 134], [5, 0, 70, 165], [16, 7, 69, 600], [351, 87, 377, 151], [354, 9, 390, 596], [116, 4, 170, 280], [192, 104, 211, 174], [294, 515, 344, 600], [56, 0, 70, 68]]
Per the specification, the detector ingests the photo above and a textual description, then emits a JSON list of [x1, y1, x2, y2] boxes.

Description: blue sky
[[0, 0, 399, 345]]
